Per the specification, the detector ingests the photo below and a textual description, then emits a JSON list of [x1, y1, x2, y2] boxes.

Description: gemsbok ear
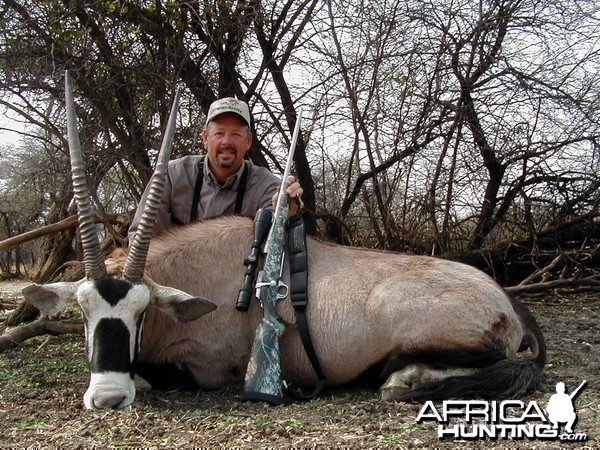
[[22, 282, 81, 318], [150, 282, 217, 322]]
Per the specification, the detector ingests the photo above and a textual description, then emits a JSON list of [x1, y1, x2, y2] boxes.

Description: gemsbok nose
[[91, 391, 127, 409], [84, 373, 136, 410]]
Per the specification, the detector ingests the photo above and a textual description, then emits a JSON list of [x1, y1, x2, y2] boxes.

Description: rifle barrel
[[569, 380, 587, 399], [273, 107, 303, 213]]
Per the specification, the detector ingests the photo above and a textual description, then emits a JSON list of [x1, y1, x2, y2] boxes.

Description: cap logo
[[206, 98, 251, 126]]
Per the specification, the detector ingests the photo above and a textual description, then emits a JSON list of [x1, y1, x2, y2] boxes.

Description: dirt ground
[[0, 280, 598, 449]]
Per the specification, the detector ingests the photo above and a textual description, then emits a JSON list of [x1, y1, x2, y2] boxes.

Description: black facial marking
[[91, 318, 132, 373], [131, 311, 145, 378], [95, 277, 133, 306]]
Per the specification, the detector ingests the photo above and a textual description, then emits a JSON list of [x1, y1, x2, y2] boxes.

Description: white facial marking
[[77, 280, 151, 409]]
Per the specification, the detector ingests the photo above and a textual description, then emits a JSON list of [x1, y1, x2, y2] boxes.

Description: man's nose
[[220, 132, 236, 145]]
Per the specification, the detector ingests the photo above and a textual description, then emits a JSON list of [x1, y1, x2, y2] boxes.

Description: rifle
[[569, 380, 587, 400], [241, 107, 304, 404]]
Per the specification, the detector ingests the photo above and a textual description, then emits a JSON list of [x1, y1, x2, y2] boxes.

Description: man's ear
[[244, 128, 253, 151], [149, 281, 217, 322], [202, 127, 209, 147], [22, 282, 81, 317]]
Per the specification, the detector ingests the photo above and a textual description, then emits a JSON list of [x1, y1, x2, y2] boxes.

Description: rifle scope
[[236, 208, 273, 312]]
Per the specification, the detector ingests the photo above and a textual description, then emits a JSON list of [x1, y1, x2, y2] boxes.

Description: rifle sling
[[287, 213, 326, 399]]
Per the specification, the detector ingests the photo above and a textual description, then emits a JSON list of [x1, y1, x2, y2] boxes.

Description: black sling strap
[[189, 161, 204, 222], [190, 160, 248, 222], [287, 213, 326, 399], [234, 161, 249, 213]]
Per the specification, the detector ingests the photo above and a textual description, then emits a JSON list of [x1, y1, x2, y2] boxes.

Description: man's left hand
[[273, 175, 303, 215]]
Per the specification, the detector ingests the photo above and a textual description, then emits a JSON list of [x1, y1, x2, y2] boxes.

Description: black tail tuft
[[397, 358, 544, 402]]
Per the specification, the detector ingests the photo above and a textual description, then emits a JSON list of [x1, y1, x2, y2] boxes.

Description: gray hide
[[135, 215, 541, 395]]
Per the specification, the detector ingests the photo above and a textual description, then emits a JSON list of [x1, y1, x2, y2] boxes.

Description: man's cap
[[205, 97, 251, 126]]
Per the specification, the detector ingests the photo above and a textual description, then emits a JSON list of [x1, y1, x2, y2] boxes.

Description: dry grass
[[1, 282, 598, 448]]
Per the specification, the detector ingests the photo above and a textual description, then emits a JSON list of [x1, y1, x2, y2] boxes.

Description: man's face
[[202, 114, 252, 177]]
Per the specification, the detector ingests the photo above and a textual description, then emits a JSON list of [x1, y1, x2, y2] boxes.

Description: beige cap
[[205, 97, 251, 126]]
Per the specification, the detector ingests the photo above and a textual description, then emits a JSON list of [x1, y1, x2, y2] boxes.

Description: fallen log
[[0, 317, 83, 352], [0, 213, 125, 252]]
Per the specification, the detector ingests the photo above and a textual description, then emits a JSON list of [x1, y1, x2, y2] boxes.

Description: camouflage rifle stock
[[241, 107, 303, 404]]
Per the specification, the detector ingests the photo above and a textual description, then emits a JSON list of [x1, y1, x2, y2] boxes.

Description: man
[[547, 382, 579, 434], [126, 98, 305, 400], [128, 97, 303, 243]]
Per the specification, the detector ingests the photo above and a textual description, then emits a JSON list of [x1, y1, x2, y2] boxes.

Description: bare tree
[[0, 0, 598, 293]]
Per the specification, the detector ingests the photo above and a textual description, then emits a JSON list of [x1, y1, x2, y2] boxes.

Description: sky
[[0, 128, 23, 146], [0, 109, 26, 146]]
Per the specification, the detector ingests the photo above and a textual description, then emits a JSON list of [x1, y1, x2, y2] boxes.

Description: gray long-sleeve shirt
[[128, 155, 279, 243]]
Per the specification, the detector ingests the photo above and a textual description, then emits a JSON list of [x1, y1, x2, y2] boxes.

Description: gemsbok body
[[23, 72, 546, 409]]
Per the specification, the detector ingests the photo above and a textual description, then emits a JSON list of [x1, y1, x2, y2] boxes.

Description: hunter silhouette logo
[[416, 379, 588, 441], [546, 380, 586, 434]]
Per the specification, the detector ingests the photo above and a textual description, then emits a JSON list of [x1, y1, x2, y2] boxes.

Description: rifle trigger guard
[[255, 280, 288, 299], [276, 281, 289, 300]]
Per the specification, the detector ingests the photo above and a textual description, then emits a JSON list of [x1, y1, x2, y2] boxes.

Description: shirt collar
[[204, 158, 246, 190]]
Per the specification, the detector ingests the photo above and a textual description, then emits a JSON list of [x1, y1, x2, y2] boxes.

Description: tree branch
[[0, 213, 124, 252], [0, 317, 83, 353], [506, 276, 600, 295], [516, 254, 567, 287]]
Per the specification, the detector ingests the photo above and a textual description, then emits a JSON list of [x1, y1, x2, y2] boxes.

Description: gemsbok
[[23, 73, 546, 409]]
